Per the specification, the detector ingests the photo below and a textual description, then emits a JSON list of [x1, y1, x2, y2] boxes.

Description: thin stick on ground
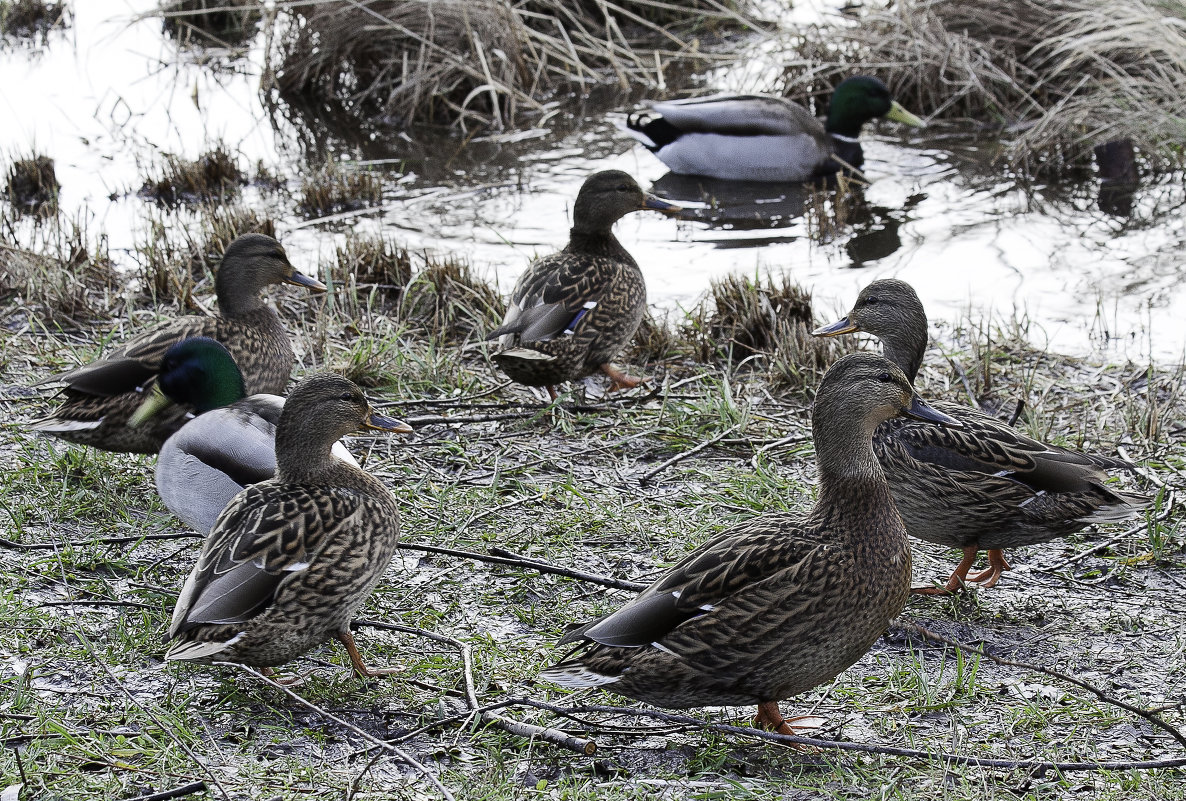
[[639, 422, 745, 485], [121, 782, 208, 801], [511, 699, 1186, 771], [397, 542, 645, 592], [896, 621, 1186, 750], [224, 663, 457, 800], [352, 620, 596, 755]]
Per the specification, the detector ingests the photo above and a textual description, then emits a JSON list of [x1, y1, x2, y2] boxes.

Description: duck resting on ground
[[542, 353, 959, 734], [31, 233, 324, 454], [623, 76, 926, 183], [486, 170, 680, 400], [165, 374, 412, 679], [130, 337, 358, 535], [812, 279, 1148, 594]]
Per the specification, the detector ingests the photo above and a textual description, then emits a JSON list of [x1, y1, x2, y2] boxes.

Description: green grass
[[2, 263, 1186, 799]]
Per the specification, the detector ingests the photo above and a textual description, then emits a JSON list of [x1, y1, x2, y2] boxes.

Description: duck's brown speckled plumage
[[543, 354, 955, 721], [814, 279, 1147, 592], [488, 170, 677, 394], [165, 375, 411, 674], [31, 234, 323, 454]]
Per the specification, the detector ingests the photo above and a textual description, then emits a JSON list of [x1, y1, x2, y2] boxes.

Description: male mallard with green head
[[542, 353, 958, 734], [813, 279, 1148, 593], [31, 233, 324, 454], [165, 374, 411, 678], [487, 170, 679, 399], [625, 76, 925, 183], [130, 337, 357, 535]]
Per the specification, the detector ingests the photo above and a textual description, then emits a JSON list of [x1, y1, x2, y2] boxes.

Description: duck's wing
[[648, 94, 821, 137], [37, 316, 213, 396], [168, 482, 367, 637], [561, 515, 832, 648], [888, 402, 1128, 495], [487, 253, 608, 343]]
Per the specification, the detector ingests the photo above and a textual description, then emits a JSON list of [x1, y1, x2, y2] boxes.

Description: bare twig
[[398, 542, 645, 592], [896, 622, 1186, 750], [351, 620, 596, 755], [0, 531, 203, 550], [120, 782, 207, 801], [512, 699, 1186, 771], [639, 422, 745, 485], [224, 663, 456, 800]]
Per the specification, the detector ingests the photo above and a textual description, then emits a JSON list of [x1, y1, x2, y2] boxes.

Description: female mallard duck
[[486, 170, 679, 399], [130, 337, 357, 535], [624, 76, 925, 183], [542, 353, 958, 733], [813, 279, 1147, 593], [31, 233, 324, 454], [165, 374, 412, 677]]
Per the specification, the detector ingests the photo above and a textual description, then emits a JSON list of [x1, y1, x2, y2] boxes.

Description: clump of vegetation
[[805, 173, 867, 244], [298, 162, 383, 219], [0, 0, 69, 40], [138, 145, 245, 206], [788, 0, 1186, 174], [0, 212, 116, 323], [269, 0, 764, 130], [4, 154, 59, 215], [625, 309, 687, 365], [401, 255, 504, 342], [159, 0, 260, 45], [331, 231, 411, 309], [686, 272, 850, 390]]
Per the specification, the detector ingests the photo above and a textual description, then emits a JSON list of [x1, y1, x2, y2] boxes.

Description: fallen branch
[[398, 542, 645, 592], [896, 621, 1186, 750], [0, 531, 203, 550], [639, 422, 745, 485], [226, 663, 457, 801], [511, 698, 1186, 772], [120, 782, 207, 801], [352, 620, 596, 755]]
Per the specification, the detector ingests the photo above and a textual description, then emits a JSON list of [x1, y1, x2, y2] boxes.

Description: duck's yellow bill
[[811, 316, 860, 337], [885, 101, 926, 129], [285, 270, 328, 291], [365, 410, 413, 435], [129, 383, 173, 428]]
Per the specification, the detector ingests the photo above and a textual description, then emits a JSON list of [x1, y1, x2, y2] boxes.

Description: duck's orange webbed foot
[[600, 363, 645, 392], [911, 545, 979, 596], [753, 701, 825, 749], [334, 632, 400, 679], [966, 548, 1011, 588]]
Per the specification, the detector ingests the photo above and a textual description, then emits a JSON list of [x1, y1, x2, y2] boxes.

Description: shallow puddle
[[3, 2, 1185, 362]]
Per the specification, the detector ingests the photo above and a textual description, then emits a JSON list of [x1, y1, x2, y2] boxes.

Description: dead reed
[[268, 0, 764, 130], [787, 0, 1186, 174], [400, 255, 505, 342], [138, 145, 245, 206], [158, 0, 260, 45], [298, 162, 383, 219], [4, 154, 58, 215], [0, 0, 68, 39]]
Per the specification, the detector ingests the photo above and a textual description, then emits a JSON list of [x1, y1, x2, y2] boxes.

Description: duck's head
[[215, 233, 326, 313], [826, 76, 925, 138], [813, 352, 957, 448], [276, 374, 412, 460], [812, 279, 928, 382], [129, 337, 246, 426], [571, 170, 680, 234]]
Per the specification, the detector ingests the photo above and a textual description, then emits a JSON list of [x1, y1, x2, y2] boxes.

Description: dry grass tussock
[[789, 0, 1186, 174], [139, 145, 245, 207], [298, 162, 383, 219], [158, 0, 260, 45], [685, 272, 851, 391], [0, 0, 68, 40], [400, 255, 506, 342], [4, 153, 59, 216], [269, 0, 765, 129]]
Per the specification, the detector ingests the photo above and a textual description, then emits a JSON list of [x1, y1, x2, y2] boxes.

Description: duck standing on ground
[[129, 337, 358, 535], [486, 170, 680, 399], [812, 279, 1148, 593], [165, 374, 412, 679], [624, 76, 925, 183], [31, 234, 324, 454], [542, 353, 958, 733]]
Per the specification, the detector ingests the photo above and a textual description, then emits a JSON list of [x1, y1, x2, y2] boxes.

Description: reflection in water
[[648, 172, 809, 231]]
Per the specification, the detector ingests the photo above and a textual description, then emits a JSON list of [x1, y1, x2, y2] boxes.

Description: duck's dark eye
[[616, 184, 631, 192], [863, 296, 879, 306], [339, 392, 357, 402], [877, 372, 893, 383]]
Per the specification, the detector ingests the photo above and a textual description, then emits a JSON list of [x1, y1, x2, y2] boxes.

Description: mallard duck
[[31, 233, 324, 454], [624, 76, 925, 183], [165, 374, 412, 677], [129, 337, 358, 535], [542, 353, 958, 733], [486, 170, 679, 399], [812, 279, 1148, 593]]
